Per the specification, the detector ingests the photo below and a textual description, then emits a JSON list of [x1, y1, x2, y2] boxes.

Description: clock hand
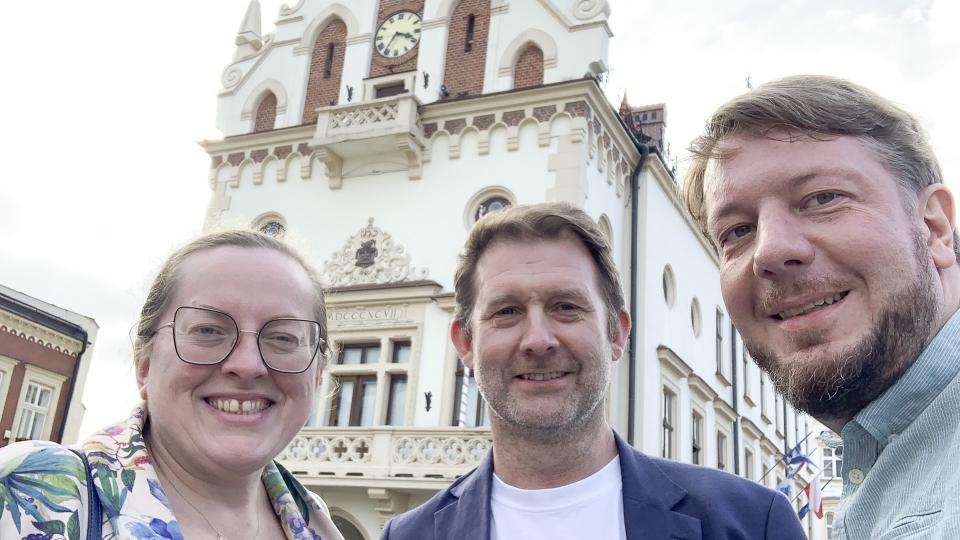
[[385, 32, 399, 51]]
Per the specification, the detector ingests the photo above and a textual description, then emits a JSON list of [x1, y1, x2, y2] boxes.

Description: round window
[[259, 221, 285, 237], [662, 265, 676, 308], [691, 297, 702, 337], [475, 196, 511, 221]]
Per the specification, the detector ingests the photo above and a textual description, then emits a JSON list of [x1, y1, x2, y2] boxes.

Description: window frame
[[329, 374, 378, 426], [385, 374, 407, 426], [661, 387, 677, 460], [10, 364, 66, 442], [451, 358, 488, 427], [691, 411, 703, 465]]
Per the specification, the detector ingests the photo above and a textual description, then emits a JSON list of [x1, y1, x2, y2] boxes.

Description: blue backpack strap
[[70, 448, 102, 540]]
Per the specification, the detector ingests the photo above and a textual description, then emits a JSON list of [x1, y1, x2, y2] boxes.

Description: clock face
[[375, 11, 422, 59]]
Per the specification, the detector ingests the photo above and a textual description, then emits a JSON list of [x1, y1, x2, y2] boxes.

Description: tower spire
[[234, 0, 263, 59]]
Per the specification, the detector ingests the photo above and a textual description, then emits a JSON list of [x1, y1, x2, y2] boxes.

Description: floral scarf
[[0, 405, 342, 540]]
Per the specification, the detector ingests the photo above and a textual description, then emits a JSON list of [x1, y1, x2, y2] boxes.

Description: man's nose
[[520, 310, 559, 356], [752, 209, 814, 279]]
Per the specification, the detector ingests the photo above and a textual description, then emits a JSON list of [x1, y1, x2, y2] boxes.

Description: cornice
[[199, 124, 315, 155], [325, 283, 443, 307], [0, 311, 82, 357], [687, 373, 719, 402], [741, 416, 763, 440], [713, 398, 737, 421], [657, 345, 692, 379]]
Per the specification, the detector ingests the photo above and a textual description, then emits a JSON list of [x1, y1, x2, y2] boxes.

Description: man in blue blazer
[[382, 203, 805, 539]]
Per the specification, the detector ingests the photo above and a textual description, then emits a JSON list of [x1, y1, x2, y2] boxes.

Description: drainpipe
[[730, 326, 740, 475], [627, 144, 650, 446], [56, 327, 89, 443]]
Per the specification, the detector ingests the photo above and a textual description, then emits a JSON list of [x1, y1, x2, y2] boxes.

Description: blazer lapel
[[434, 452, 494, 540], [616, 434, 702, 540]]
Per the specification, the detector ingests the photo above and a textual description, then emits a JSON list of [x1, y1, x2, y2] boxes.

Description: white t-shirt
[[490, 456, 628, 540]]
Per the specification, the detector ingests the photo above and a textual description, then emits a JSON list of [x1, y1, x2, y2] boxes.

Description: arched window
[[442, 0, 490, 98], [253, 92, 277, 132], [303, 19, 347, 124], [513, 44, 544, 89]]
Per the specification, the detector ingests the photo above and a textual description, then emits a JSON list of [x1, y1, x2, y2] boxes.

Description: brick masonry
[[472, 114, 495, 129], [502, 110, 524, 126], [251, 149, 269, 163], [254, 93, 277, 132], [533, 105, 556, 122], [564, 100, 590, 118], [369, 0, 425, 78], [443, 118, 466, 134], [514, 45, 544, 89], [275, 145, 292, 159], [302, 19, 347, 124], [442, 0, 490, 98], [227, 152, 245, 166]]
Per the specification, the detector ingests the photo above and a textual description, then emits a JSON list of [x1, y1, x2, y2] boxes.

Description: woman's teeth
[[207, 398, 269, 414]]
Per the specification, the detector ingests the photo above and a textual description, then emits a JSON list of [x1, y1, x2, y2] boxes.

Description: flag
[[798, 503, 810, 520], [782, 442, 816, 469], [804, 475, 824, 519], [775, 477, 792, 498]]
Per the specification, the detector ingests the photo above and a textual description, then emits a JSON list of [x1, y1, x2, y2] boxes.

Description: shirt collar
[[844, 307, 960, 445]]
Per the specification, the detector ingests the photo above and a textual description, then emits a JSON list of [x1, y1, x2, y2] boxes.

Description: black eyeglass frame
[[154, 306, 325, 374]]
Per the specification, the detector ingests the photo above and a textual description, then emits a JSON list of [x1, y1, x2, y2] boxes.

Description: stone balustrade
[[278, 427, 492, 480]]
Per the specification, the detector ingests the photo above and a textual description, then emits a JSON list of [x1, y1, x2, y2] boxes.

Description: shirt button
[[887, 434, 899, 444], [848, 468, 865, 484]]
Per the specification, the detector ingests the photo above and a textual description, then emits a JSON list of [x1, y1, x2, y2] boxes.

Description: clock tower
[[369, 0, 425, 83]]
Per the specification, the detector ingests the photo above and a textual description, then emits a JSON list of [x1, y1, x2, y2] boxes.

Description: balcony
[[310, 94, 426, 189], [278, 427, 493, 489]]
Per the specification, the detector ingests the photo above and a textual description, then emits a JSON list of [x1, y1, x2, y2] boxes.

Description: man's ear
[[610, 308, 632, 361], [919, 184, 957, 270], [450, 319, 474, 369], [135, 350, 150, 401]]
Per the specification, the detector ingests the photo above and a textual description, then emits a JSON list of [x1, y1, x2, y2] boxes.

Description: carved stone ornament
[[573, 0, 609, 20], [324, 218, 429, 286]]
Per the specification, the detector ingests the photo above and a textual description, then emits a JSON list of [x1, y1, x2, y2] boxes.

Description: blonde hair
[[682, 74, 951, 255], [134, 229, 329, 365]]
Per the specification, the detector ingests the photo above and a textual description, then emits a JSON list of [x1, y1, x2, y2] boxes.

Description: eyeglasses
[[155, 306, 324, 373]]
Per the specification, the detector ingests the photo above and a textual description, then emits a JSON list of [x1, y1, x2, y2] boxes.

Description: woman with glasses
[[0, 230, 344, 540]]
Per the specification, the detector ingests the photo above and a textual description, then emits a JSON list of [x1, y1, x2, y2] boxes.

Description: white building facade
[[199, 1, 826, 537]]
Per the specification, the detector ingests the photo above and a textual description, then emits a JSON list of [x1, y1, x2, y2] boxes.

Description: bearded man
[[684, 74, 960, 539], [382, 203, 804, 539]]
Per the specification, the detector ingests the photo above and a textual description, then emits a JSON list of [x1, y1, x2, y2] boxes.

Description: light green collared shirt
[[832, 308, 960, 539]]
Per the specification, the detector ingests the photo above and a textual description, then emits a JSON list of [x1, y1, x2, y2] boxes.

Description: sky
[[0, 0, 956, 439]]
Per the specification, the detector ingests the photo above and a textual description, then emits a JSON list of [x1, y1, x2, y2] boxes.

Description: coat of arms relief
[[323, 218, 429, 287]]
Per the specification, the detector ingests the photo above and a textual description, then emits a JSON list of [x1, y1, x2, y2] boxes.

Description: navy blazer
[[381, 432, 806, 540]]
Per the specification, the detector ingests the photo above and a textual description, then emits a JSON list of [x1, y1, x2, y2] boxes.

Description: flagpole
[[760, 430, 816, 482], [792, 476, 834, 503]]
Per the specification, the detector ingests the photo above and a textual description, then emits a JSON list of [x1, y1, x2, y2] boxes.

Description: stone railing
[[312, 94, 422, 146], [330, 101, 399, 129], [278, 427, 492, 480], [310, 94, 425, 188]]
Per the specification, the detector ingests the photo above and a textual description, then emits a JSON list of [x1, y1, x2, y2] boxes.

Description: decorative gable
[[323, 218, 429, 287]]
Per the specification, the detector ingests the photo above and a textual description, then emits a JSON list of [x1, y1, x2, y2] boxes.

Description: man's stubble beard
[[475, 352, 611, 445], [748, 233, 941, 422]]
